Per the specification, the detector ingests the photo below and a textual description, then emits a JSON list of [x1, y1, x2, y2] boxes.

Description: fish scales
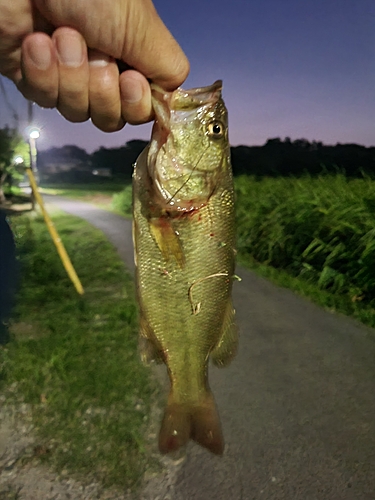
[[133, 80, 238, 455]]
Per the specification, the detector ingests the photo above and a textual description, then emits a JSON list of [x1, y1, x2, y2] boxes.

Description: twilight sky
[[0, 0, 374, 152]]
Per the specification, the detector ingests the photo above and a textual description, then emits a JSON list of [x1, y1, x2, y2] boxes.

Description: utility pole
[[27, 101, 36, 210]]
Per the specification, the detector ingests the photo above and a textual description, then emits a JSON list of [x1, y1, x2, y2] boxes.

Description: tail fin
[[158, 391, 224, 455]]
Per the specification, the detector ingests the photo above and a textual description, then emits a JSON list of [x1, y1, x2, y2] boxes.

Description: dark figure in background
[[0, 211, 17, 344]]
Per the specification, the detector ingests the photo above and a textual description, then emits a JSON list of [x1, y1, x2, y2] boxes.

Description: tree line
[[37, 137, 375, 183], [231, 138, 375, 177], [36, 140, 148, 183]]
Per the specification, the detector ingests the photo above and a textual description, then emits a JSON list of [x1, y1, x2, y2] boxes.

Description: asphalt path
[[46, 195, 375, 500]]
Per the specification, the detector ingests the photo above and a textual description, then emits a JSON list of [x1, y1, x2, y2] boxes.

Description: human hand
[[0, 0, 189, 131]]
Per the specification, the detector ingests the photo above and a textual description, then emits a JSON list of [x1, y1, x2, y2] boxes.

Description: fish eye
[[207, 121, 225, 139]]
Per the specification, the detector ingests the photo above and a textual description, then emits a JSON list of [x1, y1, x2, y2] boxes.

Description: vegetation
[[90, 140, 147, 179], [0, 126, 29, 203], [0, 212, 157, 489], [41, 181, 126, 196], [41, 181, 128, 210], [111, 184, 133, 217], [235, 174, 375, 327], [231, 137, 375, 177]]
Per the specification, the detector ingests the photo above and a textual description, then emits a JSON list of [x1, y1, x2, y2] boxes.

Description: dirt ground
[[0, 388, 137, 500]]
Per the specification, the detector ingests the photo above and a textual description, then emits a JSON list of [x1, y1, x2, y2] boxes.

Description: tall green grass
[[111, 184, 133, 217], [235, 174, 375, 326]]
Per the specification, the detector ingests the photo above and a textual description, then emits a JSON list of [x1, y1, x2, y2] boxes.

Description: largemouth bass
[[132, 80, 238, 455]]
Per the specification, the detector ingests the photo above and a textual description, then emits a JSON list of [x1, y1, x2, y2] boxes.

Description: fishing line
[[166, 144, 210, 205]]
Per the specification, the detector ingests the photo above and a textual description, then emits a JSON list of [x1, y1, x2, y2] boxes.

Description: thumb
[[34, 0, 189, 90]]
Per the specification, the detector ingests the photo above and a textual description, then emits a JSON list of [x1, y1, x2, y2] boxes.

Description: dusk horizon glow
[[0, 0, 374, 152]]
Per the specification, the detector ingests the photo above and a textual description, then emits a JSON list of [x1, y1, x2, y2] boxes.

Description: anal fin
[[139, 314, 164, 365], [211, 299, 238, 367]]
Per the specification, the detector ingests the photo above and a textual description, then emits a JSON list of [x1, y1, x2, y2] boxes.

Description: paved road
[[47, 196, 375, 500]]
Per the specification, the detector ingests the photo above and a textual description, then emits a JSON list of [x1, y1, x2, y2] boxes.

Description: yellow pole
[[26, 167, 84, 295]]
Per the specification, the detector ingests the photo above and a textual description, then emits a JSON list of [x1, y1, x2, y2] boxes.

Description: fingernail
[[27, 40, 51, 70], [55, 33, 85, 67], [120, 78, 143, 104], [89, 50, 111, 67]]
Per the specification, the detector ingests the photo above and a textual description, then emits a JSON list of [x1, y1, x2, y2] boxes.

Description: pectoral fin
[[149, 217, 185, 267], [211, 299, 238, 367]]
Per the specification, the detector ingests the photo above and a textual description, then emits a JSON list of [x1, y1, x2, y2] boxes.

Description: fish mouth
[[148, 81, 224, 211], [152, 80, 223, 114]]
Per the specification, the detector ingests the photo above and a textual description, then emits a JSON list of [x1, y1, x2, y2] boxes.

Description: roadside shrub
[[235, 174, 375, 306], [111, 184, 132, 216]]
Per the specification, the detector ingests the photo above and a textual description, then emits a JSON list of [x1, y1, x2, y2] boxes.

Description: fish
[[132, 80, 238, 455]]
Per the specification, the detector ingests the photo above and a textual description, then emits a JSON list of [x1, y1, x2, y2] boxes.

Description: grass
[[235, 173, 375, 329], [0, 211, 158, 490], [40, 180, 126, 196], [40, 181, 129, 210]]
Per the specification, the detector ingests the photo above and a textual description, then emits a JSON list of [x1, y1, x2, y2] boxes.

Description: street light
[[27, 127, 40, 210], [28, 127, 40, 174], [14, 156, 24, 165], [29, 129, 40, 140]]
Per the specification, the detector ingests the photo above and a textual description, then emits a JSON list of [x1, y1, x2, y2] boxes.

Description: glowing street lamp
[[26, 127, 40, 210], [28, 127, 40, 174], [29, 129, 40, 140], [14, 156, 24, 165]]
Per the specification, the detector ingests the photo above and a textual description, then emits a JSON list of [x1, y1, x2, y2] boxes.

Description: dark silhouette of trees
[[38, 140, 148, 184], [230, 138, 375, 178], [37, 145, 91, 183], [35, 137, 375, 185], [90, 140, 147, 180]]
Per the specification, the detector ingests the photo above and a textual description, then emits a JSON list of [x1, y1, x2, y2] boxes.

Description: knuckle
[[18, 82, 58, 109], [58, 106, 89, 123], [92, 115, 125, 133], [123, 106, 153, 126]]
